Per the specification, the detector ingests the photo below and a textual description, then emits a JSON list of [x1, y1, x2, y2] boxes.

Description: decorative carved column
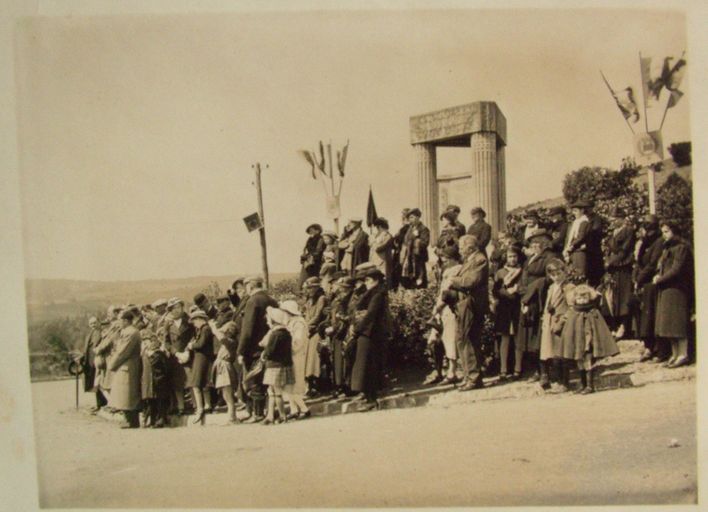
[[497, 145, 507, 232], [471, 132, 500, 233], [415, 143, 438, 242]]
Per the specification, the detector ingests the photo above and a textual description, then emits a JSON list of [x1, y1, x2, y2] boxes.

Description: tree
[[562, 165, 636, 205], [668, 142, 691, 167], [657, 173, 693, 241]]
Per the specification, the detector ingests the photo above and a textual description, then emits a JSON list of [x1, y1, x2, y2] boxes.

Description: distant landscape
[[25, 273, 298, 324]]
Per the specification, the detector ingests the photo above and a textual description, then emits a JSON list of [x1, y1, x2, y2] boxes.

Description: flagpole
[[600, 70, 635, 135], [639, 52, 650, 133]]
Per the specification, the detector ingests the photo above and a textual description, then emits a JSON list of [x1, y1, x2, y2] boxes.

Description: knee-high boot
[[540, 360, 551, 389], [577, 369, 587, 393]]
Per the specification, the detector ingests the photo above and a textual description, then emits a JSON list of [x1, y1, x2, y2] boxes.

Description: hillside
[[25, 273, 297, 324]]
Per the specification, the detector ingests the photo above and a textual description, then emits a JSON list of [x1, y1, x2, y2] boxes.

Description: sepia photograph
[[2, 1, 705, 509]]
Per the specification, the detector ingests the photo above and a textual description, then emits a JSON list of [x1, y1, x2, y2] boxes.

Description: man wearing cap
[[81, 316, 107, 413], [392, 208, 412, 290], [338, 218, 370, 277], [93, 305, 124, 403], [445, 204, 466, 238], [300, 223, 326, 288], [467, 207, 492, 252], [237, 276, 278, 421], [370, 217, 395, 288], [563, 200, 592, 280], [326, 276, 356, 397], [148, 299, 168, 333], [193, 293, 218, 321], [547, 206, 569, 255], [400, 208, 431, 289], [108, 309, 143, 428], [447, 234, 489, 391], [161, 297, 194, 415], [302, 276, 327, 396]]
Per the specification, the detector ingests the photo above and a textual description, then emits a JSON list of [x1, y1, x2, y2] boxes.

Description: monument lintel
[[409, 101, 507, 146]]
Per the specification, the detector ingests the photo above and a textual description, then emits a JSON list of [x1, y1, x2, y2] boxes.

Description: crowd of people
[[78, 199, 695, 429]]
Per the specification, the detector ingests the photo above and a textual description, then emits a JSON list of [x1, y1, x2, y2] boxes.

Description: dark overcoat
[[350, 284, 388, 395], [586, 214, 605, 286], [401, 222, 431, 288], [633, 231, 663, 338], [162, 312, 194, 391], [606, 224, 636, 317], [299, 234, 326, 286], [237, 290, 278, 361], [492, 266, 522, 335], [81, 327, 102, 392], [655, 238, 694, 338], [467, 220, 492, 251], [516, 248, 556, 352], [108, 326, 142, 411]]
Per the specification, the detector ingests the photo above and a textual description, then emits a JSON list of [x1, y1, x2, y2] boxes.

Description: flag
[[317, 141, 327, 176], [366, 186, 378, 228], [640, 56, 663, 107], [601, 71, 640, 123], [298, 150, 317, 179], [665, 56, 687, 108], [337, 140, 349, 177]]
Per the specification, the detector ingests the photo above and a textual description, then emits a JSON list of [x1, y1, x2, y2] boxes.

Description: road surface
[[30, 378, 696, 507]]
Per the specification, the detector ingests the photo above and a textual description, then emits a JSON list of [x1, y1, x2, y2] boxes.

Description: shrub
[[657, 173, 693, 241], [668, 141, 691, 167]]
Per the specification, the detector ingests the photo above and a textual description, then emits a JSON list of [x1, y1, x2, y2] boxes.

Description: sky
[[15, 8, 691, 281]]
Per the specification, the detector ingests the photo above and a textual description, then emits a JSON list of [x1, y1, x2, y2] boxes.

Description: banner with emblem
[[633, 131, 664, 166]]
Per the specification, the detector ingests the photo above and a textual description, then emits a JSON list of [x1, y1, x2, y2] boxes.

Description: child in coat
[[141, 332, 170, 428], [539, 259, 574, 391], [560, 283, 619, 394], [261, 306, 295, 424]]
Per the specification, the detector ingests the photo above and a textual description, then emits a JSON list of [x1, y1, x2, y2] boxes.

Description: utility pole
[[252, 163, 270, 288]]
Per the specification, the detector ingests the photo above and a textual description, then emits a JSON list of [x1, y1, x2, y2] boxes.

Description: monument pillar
[[471, 131, 500, 233], [415, 143, 438, 239]]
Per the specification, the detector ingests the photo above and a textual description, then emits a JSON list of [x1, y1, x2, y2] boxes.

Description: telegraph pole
[[252, 163, 270, 288]]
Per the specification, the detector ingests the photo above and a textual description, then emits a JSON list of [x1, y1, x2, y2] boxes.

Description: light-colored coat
[[108, 325, 142, 411]]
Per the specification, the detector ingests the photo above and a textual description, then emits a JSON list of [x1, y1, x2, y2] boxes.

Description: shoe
[[358, 401, 378, 412], [527, 373, 540, 383], [458, 380, 483, 392], [580, 386, 595, 395], [227, 418, 240, 425], [440, 376, 459, 385], [297, 410, 311, 420], [286, 413, 299, 421], [205, 407, 215, 415], [497, 373, 509, 382], [662, 356, 677, 367], [262, 418, 273, 425], [668, 356, 689, 368], [424, 374, 443, 385], [236, 403, 247, 411], [192, 411, 205, 425], [242, 415, 260, 424], [349, 393, 366, 402], [511, 372, 522, 381], [119, 422, 138, 429]]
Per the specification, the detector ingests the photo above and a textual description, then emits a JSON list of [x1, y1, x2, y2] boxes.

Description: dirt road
[[31, 378, 696, 507]]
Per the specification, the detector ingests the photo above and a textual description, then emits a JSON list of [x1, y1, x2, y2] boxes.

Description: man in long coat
[[237, 276, 278, 422], [467, 207, 492, 253], [299, 223, 326, 287], [339, 218, 369, 277], [160, 298, 194, 415], [81, 316, 106, 413], [392, 208, 411, 289], [586, 203, 605, 286], [108, 309, 143, 428], [563, 200, 592, 281], [448, 234, 489, 391], [400, 208, 431, 288], [548, 206, 569, 255]]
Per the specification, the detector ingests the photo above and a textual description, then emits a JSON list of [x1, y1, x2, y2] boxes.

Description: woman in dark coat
[[492, 246, 523, 380], [517, 230, 557, 381], [299, 224, 326, 287], [632, 215, 664, 361], [605, 210, 636, 338], [325, 276, 355, 397], [350, 268, 388, 410], [186, 310, 215, 424], [653, 221, 694, 368]]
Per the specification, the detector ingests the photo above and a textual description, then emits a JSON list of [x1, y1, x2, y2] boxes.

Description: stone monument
[[410, 101, 507, 243]]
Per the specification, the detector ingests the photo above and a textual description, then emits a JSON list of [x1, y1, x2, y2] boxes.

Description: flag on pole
[[366, 186, 378, 228], [337, 140, 349, 177], [317, 141, 327, 177], [298, 150, 317, 179], [665, 56, 687, 108], [640, 56, 662, 107], [601, 71, 640, 123]]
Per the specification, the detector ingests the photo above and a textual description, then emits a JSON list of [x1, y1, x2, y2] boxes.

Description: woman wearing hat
[[392, 208, 412, 289], [652, 220, 694, 368], [563, 201, 592, 280], [492, 245, 523, 381], [161, 298, 194, 416], [400, 208, 431, 289], [303, 276, 327, 396], [605, 208, 636, 339], [185, 310, 215, 424], [299, 224, 326, 288], [325, 277, 356, 397], [278, 300, 311, 419], [517, 229, 556, 381], [107, 309, 143, 428], [339, 218, 370, 277], [350, 267, 389, 410], [261, 306, 295, 424], [370, 217, 395, 288]]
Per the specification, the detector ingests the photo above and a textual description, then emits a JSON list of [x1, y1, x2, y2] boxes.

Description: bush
[[668, 142, 691, 167], [562, 165, 637, 205], [270, 277, 301, 302], [657, 173, 693, 241]]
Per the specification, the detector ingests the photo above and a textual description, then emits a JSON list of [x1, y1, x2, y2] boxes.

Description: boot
[[539, 361, 551, 390], [576, 370, 587, 393], [581, 368, 595, 394], [561, 360, 571, 390]]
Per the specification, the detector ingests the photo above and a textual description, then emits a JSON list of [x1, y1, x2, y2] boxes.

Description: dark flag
[[366, 186, 378, 228], [601, 71, 639, 123]]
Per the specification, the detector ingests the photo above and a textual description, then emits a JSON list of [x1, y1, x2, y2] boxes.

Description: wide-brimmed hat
[[528, 228, 552, 241], [303, 276, 322, 288], [279, 300, 302, 317], [166, 297, 183, 310], [470, 207, 486, 217], [548, 206, 566, 217], [570, 199, 592, 209], [373, 217, 389, 230], [151, 298, 168, 309], [306, 223, 323, 234], [193, 293, 208, 307], [440, 210, 456, 223], [189, 310, 208, 321], [407, 208, 422, 218], [335, 276, 356, 289], [266, 306, 290, 326], [445, 204, 461, 214]]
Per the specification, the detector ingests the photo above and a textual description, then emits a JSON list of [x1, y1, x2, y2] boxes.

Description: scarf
[[502, 265, 522, 286]]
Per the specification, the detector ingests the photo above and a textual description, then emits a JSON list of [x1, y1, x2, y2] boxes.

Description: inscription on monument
[[409, 101, 507, 145]]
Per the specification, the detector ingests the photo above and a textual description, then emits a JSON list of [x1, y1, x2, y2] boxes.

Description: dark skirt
[[186, 352, 213, 389], [560, 307, 619, 360], [332, 336, 345, 387], [494, 297, 520, 336], [656, 286, 689, 338], [167, 355, 187, 391], [516, 310, 540, 353], [350, 335, 382, 394], [609, 267, 633, 317], [82, 364, 96, 393]]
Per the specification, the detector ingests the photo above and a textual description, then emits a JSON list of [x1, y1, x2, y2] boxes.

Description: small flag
[[337, 140, 349, 177], [665, 56, 687, 109], [298, 150, 317, 179], [317, 141, 327, 176], [640, 56, 663, 107], [601, 71, 640, 123], [366, 186, 378, 228]]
